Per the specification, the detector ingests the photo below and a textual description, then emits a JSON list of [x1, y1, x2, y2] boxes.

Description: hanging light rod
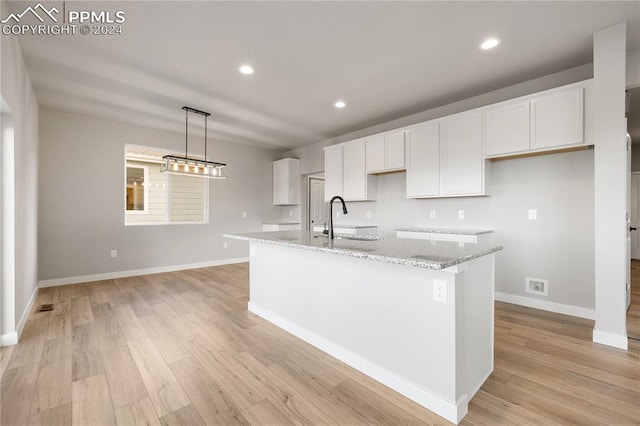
[[160, 106, 227, 179]]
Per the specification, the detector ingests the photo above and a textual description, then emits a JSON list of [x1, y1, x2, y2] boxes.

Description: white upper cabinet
[[366, 131, 406, 173], [324, 145, 343, 202], [484, 82, 588, 158], [441, 111, 484, 196], [530, 86, 584, 150], [324, 140, 376, 202], [343, 139, 376, 201], [406, 121, 440, 198], [485, 100, 530, 157], [366, 135, 385, 173], [272, 158, 300, 205]]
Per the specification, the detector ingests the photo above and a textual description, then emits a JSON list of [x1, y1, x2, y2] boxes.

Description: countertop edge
[[223, 233, 502, 270]]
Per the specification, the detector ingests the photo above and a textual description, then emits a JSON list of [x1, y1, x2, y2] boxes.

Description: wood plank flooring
[[1, 263, 639, 425]]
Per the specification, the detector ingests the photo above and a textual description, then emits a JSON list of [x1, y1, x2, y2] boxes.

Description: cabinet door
[[366, 135, 385, 173], [485, 100, 530, 157], [530, 86, 584, 150], [343, 139, 367, 200], [385, 131, 406, 170], [287, 159, 300, 205], [406, 122, 440, 198], [324, 146, 343, 202], [272, 161, 286, 205], [441, 112, 484, 196]]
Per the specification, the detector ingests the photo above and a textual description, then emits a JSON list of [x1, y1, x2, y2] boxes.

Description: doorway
[[307, 176, 328, 232], [627, 86, 640, 341]]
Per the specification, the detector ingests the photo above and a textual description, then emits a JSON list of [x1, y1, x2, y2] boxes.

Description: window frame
[[124, 144, 209, 227], [124, 164, 149, 214]]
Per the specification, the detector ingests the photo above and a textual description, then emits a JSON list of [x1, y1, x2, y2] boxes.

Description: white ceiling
[[9, 1, 640, 150]]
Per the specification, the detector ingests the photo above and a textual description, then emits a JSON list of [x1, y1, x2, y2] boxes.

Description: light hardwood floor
[[1, 263, 639, 425]]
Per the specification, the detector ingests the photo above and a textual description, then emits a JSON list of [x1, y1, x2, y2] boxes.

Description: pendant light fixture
[[160, 106, 227, 179]]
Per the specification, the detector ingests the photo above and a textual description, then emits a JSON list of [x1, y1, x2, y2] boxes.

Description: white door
[[308, 178, 328, 231], [631, 173, 640, 259]]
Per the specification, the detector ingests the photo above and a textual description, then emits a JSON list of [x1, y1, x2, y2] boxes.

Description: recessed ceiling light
[[334, 100, 346, 108], [239, 65, 254, 75], [480, 38, 501, 50]]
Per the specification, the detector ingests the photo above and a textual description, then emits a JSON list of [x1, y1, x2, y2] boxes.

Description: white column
[[593, 22, 628, 350]]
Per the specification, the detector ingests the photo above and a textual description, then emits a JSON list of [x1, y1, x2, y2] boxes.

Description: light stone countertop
[[224, 230, 502, 270], [396, 227, 493, 235]]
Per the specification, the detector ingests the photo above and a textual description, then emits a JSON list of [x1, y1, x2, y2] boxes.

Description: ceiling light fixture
[[480, 38, 501, 50], [239, 65, 254, 75], [160, 106, 227, 179], [334, 100, 346, 108]]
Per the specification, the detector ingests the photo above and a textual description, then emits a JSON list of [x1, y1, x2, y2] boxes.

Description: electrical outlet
[[110, 250, 117, 258], [223, 241, 228, 249], [366, 210, 372, 219], [337, 211, 341, 218], [525, 277, 548, 296], [242, 211, 247, 218], [430, 210, 436, 219], [433, 280, 447, 303], [289, 210, 293, 217], [528, 209, 537, 220], [458, 210, 465, 220]]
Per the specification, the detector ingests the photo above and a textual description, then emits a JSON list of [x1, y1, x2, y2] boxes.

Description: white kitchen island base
[[247, 241, 495, 424]]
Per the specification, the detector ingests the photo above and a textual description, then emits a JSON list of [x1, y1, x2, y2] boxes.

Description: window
[[124, 145, 208, 226]]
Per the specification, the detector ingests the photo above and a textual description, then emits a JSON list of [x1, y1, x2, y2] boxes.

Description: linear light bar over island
[[223, 230, 502, 424]]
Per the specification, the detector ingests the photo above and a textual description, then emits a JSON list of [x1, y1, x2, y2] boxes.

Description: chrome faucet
[[328, 196, 348, 239]]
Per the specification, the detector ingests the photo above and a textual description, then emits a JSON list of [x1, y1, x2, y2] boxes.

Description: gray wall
[[1, 25, 39, 339], [39, 108, 281, 281], [284, 64, 597, 311]]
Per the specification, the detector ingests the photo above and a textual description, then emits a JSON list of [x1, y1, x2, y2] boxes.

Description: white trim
[[38, 257, 249, 288], [1, 284, 38, 347], [0, 332, 17, 346], [593, 329, 628, 350], [494, 291, 595, 320], [249, 301, 468, 424]]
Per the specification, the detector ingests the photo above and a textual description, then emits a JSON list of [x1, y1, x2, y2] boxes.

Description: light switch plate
[[458, 210, 465, 220], [528, 209, 537, 220], [430, 210, 436, 219]]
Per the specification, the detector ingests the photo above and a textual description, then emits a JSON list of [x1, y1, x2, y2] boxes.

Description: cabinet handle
[[631, 227, 637, 232]]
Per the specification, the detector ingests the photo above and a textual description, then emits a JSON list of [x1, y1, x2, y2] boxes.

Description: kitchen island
[[224, 231, 502, 424]]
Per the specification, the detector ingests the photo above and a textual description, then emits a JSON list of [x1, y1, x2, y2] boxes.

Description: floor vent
[[525, 277, 548, 296], [37, 304, 54, 312]]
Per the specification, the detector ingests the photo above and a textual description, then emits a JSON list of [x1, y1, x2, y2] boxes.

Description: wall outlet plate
[[433, 280, 447, 303], [430, 210, 436, 219], [458, 210, 465, 220], [525, 277, 548, 296], [528, 209, 537, 220], [242, 211, 247, 218], [223, 241, 228, 249], [110, 250, 117, 258]]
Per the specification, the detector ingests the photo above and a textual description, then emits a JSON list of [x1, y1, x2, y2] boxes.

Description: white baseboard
[[38, 257, 249, 288], [0, 332, 17, 346], [593, 329, 628, 350], [494, 291, 595, 320], [1, 284, 38, 347], [249, 302, 467, 424]]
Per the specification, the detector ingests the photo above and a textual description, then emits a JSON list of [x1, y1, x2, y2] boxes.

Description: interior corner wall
[[0, 30, 40, 344], [593, 22, 628, 349], [38, 108, 282, 283]]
